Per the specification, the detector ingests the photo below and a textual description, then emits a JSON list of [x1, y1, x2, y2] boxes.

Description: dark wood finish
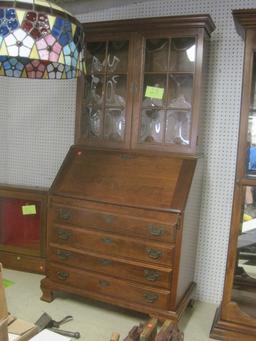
[[76, 15, 215, 154], [0, 251, 45, 274], [0, 185, 48, 274], [48, 246, 172, 289], [42, 14, 214, 322], [41, 146, 203, 320], [49, 146, 195, 211], [49, 197, 178, 243], [210, 9, 256, 340]]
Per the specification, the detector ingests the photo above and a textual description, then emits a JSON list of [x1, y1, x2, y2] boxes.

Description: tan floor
[[4, 269, 217, 341]]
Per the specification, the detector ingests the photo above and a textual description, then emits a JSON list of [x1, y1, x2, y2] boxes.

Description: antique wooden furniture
[[41, 146, 203, 320], [75, 15, 215, 154], [210, 9, 256, 341], [41, 15, 215, 321], [0, 185, 47, 274]]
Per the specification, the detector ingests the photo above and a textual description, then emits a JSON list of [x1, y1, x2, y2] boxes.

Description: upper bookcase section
[[76, 14, 215, 154]]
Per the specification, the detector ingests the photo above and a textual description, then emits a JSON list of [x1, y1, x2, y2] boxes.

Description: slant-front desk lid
[[50, 146, 198, 213]]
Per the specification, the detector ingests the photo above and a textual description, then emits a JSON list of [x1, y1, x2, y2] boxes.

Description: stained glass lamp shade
[[0, 0, 85, 79]]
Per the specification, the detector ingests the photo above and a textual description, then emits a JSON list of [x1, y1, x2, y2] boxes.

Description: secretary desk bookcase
[[41, 14, 215, 321]]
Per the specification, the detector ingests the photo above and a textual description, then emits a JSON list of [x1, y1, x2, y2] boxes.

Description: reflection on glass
[[86, 42, 107, 74], [106, 75, 126, 107], [104, 108, 125, 141], [143, 75, 167, 107], [108, 41, 128, 73], [168, 74, 193, 109], [145, 39, 169, 72], [83, 39, 129, 143], [232, 185, 256, 318], [87, 107, 102, 137], [166, 110, 191, 145], [85, 75, 104, 106], [170, 37, 196, 72], [247, 54, 256, 175], [81, 109, 89, 138], [140, 109, 165, 143]]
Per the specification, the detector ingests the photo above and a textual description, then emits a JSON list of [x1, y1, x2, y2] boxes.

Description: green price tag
[[145, 86, 164, 99], [22, 205, 37, 215], [3, 279, 15, 288]]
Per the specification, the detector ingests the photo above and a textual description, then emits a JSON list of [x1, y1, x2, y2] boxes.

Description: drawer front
[[48, 263, 170, 310], [49, 226, 174, 266], [49, 246, 172, 289], [50, 199, 177, 243]]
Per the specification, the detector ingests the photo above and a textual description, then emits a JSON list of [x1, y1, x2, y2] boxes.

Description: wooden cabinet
[[210, 9, 256, 341], [41, 146, 204, 320], [0, 185, 47, 274], [75, 15, 215, 153], [41, 14, 215, 321]]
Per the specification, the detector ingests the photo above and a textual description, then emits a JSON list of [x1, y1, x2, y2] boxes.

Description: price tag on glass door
[[22, 205, 37, 215], [145, 86, 164, 99]]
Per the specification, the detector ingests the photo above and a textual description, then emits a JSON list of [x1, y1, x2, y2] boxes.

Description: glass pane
[[107, 40, 129, 73], [142, 74, 167, 107], [232, 186, 256, 319], [165, 110, 191, 145], [86, 42, 106, 74], [105, 75, 127, 107], [104, 108, 125, 142], [139, 109, 165, 143], [145, 39, 169, 72], [0, 197, 40, 253], [85, 75, 104, 106], [168, 74, 193, 109], [169, 37, 196, 72], [247, 54, 256, 175], [87, 106, 103, 138], [80, 108, 89, 138]]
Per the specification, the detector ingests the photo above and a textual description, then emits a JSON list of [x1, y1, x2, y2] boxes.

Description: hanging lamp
[[0, 0, 85, 79]]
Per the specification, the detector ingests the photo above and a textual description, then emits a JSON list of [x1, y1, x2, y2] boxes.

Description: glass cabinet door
[[133, 35, 196, 152], [230, 51, 256, 323], [78, 37, 132, 147], [232, 185, 256, 320], [247, 54, 256, 176]]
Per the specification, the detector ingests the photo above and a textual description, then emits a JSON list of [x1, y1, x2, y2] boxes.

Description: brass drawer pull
[[57, 271, 69, 281], [58, 208, 72, 221], [99, 279, 110, 288], [101, 237, 113, 245], [57, 250, 71, 261], [57, 229, 72, 240], [144, 292, 159, 303], [148, 224, 164, 237], [99, 259, 112, 266], [144, 270, 160, 282], [103, 215, 114, 224], [146, 248, 163, 260]]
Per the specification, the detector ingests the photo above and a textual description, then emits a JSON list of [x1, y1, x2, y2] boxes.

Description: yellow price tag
[[145, 86, 164, 99], [22, 205, 37, 215]]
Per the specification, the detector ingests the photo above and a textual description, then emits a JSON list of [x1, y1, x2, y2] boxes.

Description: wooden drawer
[[48, 246, 172, 289], [48, 263, 171, 310], [49, 197, 178, 243], [49, 225, 175, 267]]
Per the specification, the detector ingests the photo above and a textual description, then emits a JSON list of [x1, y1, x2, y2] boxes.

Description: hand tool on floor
[[155, 320, 184, 341], [123, 322, 144, 341], [139, 318, 158, 341], [35, 312, 80, 339]]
